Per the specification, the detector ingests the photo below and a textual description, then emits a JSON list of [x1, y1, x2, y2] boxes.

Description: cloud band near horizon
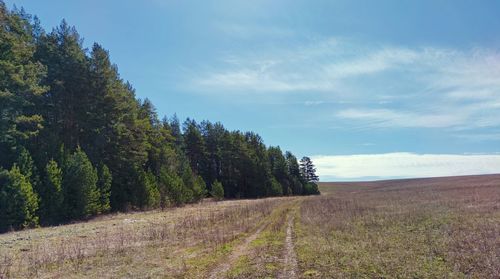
[[311, 152, 500, 181]]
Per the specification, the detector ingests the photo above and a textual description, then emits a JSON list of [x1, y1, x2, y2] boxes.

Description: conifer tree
[[40, 159, 63, 224], [0, 3, 47, 168], [0, 3, 320, 232], [97, 164, 112, 213], [210, 180, 224, 200], [135, 168, 160, 209], [299, 156, 319, 183], [62, 148, 100, 219], [0, 165, 39, 232]]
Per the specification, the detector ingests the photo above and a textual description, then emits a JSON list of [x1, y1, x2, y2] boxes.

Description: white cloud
[[189, 38, 500, 131], [311, 153, 500, 181], [454, 133, 500, 142], [304, 100, 325, 106], [336, 108, 467, 128], [215, 23, 294, 39], [324, 47, 419, 78]]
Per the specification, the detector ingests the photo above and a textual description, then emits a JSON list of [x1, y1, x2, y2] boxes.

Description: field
[[1, 174, 499, 278]]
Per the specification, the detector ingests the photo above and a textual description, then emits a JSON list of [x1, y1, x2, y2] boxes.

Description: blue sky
[[7, 0, 500, 180]]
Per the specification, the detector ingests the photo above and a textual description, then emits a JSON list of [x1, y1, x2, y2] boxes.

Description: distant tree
[[16, 148, 42, 197], [268, 146, 290, 195], [62, 148, 100, 220], [0, 165, 39, 232], [133, 167, 160, 209], [96, 164, 112, 213], [192, 175, 207, 202], [0, 2, 320, 231], [210, 180, 224, 200], [0, 3, 47, 170], [285, 151, 304, 195], [160, 168, 190, 206], [303, 182, 320, 195], [269, 177, 284, 196], [40, 159, 64, 224], [299, 156, 319, 183], [183, 119, 206, 175]]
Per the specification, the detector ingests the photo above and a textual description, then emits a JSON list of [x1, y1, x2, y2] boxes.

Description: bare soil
[[278, 214, 298, 279]]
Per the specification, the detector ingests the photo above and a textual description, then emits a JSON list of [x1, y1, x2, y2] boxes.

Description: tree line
[[0, 3, 320, 232]]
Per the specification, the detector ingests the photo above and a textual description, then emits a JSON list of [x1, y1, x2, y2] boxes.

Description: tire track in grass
[[278, 213, 298, 279], [208, 222, 267, 279]]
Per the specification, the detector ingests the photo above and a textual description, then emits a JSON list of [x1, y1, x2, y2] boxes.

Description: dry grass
[[1, 174, 498, 278], [225, 200, 299, 279], [296, 175, 500, 278], [0, 198, 291, 278]]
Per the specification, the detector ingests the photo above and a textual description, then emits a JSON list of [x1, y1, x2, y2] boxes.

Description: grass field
[[1, 174, 499, 278]]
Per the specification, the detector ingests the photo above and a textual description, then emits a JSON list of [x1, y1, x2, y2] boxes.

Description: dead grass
[[0, 197, 291, 278], [1, 174, 498, 278], [225, 199, 299, 279], [296, 175, 500, 278]]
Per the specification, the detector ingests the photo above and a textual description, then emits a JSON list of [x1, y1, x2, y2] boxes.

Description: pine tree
[[192, 175, 207, 202], [285, 151, 305, 195], [268, 146, 290, 195], [210, 180, 224, 200], [62, 148, 100, 220], [299, 156, 319, 183], [183, 119, 207, 176], [160, 169, 190, 206], [0, 3, 47, 169], [135, 168, 160, 209], [96, 164, 112, 213], [0, 165, 39, 232], [269, 177, 283, 196], [40, 159, 63, 224], [0, 2, 319, 230]]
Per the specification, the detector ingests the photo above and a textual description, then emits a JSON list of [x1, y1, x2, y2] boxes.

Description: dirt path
[[208, 223, 267, 279], [278, 214, 299, 279]]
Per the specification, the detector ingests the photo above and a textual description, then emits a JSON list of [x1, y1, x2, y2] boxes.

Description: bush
[[210, 180, 224, 200]]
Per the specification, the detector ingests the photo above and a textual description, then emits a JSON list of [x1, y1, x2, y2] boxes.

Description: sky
[[6, 0, 500, 181]]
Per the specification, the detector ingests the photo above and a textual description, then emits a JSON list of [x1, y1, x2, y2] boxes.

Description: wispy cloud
[[304, 100, 325, 106], [311, 153, 500, 181], [189, 38, 500, 131], [336, 108, 467, 128], [215, 23, 294, 39]]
